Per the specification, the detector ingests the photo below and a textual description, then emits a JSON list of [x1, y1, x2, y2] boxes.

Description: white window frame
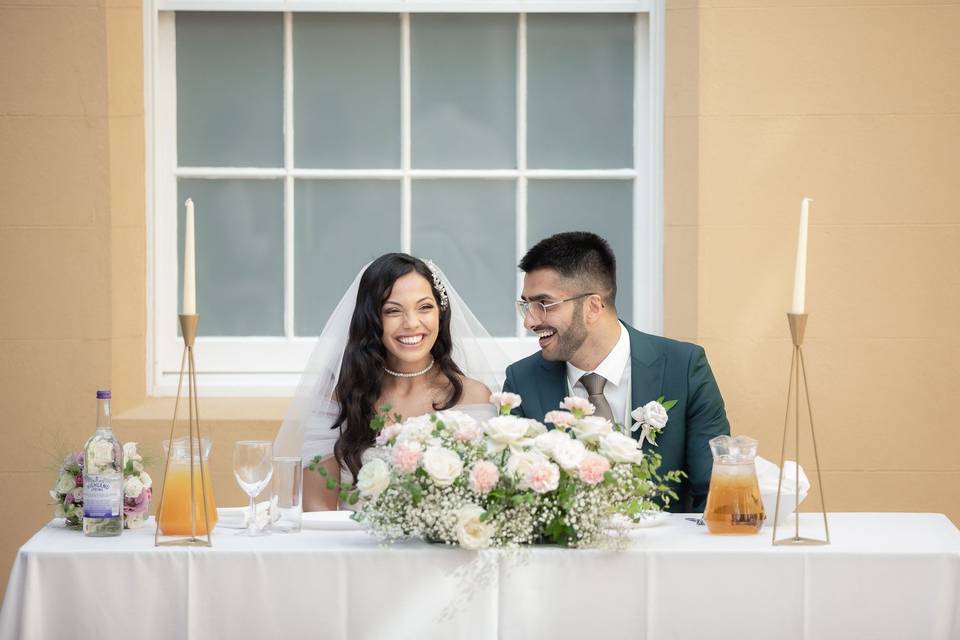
[[144, 0, 665, 396]]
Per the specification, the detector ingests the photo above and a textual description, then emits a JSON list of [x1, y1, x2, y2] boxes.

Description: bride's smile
[[381, 271, 440, 373]]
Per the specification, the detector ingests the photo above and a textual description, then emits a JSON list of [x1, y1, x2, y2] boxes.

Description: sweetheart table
[[1, 513, 958, 640]]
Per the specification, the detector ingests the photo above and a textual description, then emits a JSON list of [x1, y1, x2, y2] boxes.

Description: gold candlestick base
[[772, 312, 830, 546], [154, 314, 212, 547]]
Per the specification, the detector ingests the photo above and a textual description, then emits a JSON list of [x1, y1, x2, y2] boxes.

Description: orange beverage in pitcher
[[157, 437, 217, 535], [703, 435, 765, 535], [703, 462, 764, 534], [157, 466, 218, 535]]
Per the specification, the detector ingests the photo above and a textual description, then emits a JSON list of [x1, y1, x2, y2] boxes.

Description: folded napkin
[[755, 456, 810, 526], [217, 501, 274, 530]]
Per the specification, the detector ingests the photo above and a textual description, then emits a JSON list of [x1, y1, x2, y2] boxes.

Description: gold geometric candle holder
[[772, 313, 830, 546], [154, 314, 213, 547]]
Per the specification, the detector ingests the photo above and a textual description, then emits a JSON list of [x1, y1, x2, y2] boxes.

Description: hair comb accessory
[[424, 259, 449, 311]]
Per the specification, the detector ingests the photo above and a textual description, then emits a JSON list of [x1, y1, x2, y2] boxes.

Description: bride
[[274, 253, 506, 511]]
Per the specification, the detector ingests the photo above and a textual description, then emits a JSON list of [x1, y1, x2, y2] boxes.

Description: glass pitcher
[[157, 437, 218, 535], [703, 435, 764, 534]]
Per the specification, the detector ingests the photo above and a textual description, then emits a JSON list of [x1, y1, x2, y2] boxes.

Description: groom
[[502, 232, 730, 512]]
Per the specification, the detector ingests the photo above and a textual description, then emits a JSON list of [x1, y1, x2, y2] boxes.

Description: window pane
[[295, 180, 401, 336], [527, 180, 633, 324], [412, 180, 516, 336], [294, 15, 401, 169], [178, 179, 284, 336], [411, 15, 516, 169], [527, 14, 633, 169], [177, 13, 283, 167]]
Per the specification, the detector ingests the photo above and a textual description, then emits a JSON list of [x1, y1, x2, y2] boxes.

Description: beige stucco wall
[[1, 0, 958, 601]]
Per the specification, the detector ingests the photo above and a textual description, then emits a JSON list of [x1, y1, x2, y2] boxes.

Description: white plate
[[301, 511, 363, 531]]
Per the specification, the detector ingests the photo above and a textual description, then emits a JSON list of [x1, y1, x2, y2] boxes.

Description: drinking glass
[[233, 440, 274, 537], [270, 457, 303, 533]]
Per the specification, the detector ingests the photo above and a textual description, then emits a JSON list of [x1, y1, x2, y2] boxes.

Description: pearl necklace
[[384, 357, 435, 378]]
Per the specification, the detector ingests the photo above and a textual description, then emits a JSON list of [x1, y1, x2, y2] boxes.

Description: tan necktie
[[580, 373, 615, 423]]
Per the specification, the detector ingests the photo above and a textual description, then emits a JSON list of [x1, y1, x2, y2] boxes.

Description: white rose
[[598, 432, 644, 464], [396, 415, 435, 444], [123, 442, 142, 465], [506, 450, 549, 481], [56, 474, 76, 494], [124, 475, 145, 499], [131, 459, 145, 474], [533, 430, 572, 457], [356, 458, 391, 500], [484, 415, 533, 452], [90, 440, 114, 469], [455, 504, 494, 550], [633, 400, 669, 430], [139, 471, 153, 490], [421, 447, 464, 487], [71, 487, 83, 502], [551, 438, 588, 471], [571, 416, 614, 443]]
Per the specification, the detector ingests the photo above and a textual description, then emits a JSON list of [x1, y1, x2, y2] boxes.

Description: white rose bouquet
[[315, 393, 684, 549], [50, 443, 153, 529]]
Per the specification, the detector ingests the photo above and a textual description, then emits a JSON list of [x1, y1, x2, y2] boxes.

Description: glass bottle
[[82, 390, 123, 536]]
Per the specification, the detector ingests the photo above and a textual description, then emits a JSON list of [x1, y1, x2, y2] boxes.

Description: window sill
[[114, 396, 290, 430]]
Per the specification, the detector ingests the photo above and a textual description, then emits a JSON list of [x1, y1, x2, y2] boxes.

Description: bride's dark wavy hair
[[333, 253, 464, 480]]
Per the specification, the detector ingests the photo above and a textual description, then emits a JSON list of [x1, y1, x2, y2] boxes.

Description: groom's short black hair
[[519, 231, 617, 308]]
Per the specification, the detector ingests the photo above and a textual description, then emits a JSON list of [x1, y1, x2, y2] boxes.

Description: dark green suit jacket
[[502, 323, 730, 513]]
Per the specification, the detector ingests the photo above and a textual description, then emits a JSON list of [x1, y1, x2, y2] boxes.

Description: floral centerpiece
[[313, 393, 683, 549], [50, 442, 153, 529]]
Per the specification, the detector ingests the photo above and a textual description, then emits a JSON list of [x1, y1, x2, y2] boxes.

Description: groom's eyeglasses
[[515, 293, 597, 322]]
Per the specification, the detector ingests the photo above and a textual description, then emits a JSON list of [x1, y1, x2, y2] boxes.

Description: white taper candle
[[183, 198, 196, 316], [791, 197, 811, 314]]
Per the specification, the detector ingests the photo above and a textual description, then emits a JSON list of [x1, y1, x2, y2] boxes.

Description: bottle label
[[84, 475, 121, 518]]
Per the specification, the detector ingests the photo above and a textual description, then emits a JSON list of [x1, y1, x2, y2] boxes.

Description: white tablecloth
[[1, 513, 958, 640]]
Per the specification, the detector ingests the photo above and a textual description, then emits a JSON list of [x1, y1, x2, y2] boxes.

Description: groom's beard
[[540, 308, 588, 363]]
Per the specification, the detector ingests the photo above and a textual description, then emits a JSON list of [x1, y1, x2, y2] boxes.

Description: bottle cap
[[96, 390, 112, 399]]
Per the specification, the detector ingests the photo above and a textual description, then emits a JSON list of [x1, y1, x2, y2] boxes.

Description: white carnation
[[396, 415, 435, 444], [551, 438, 588, 471]]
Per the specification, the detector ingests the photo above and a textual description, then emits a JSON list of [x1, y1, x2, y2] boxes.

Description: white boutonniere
[[630, 396, 677, 446]]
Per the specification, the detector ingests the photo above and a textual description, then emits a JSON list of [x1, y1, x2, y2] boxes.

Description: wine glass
[[233, 440, 274, 536]]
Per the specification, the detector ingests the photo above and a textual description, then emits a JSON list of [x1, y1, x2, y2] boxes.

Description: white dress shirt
[[565, 321, 632, 427]]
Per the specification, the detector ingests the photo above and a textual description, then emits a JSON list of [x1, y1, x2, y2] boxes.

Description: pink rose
[[544, 410, 577, 430], [391, 441, 422, 474], [578, 453, 611, 485], [375, 423, 403, 446], [469, 461, 500, 494], [524, 461, 560, 494]]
